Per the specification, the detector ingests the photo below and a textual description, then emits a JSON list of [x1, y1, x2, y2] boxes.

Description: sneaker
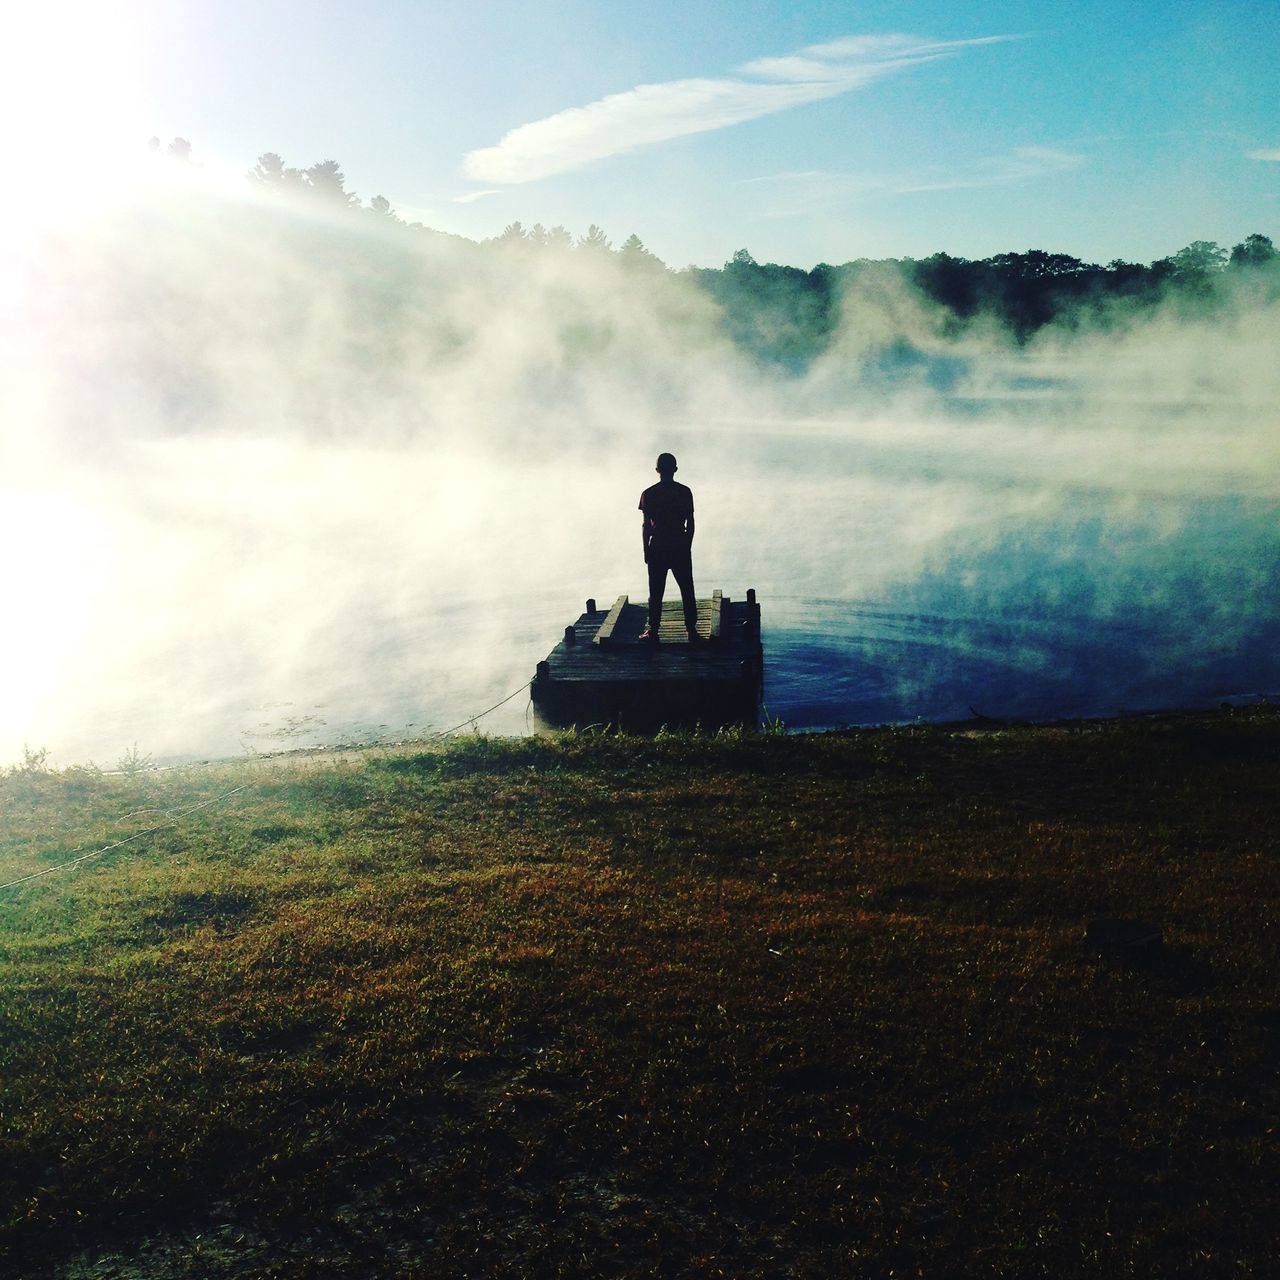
[[686, 631, 704, 645], [639, 627, 659, 643]]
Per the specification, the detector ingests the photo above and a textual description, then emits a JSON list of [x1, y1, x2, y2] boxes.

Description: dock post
[[593, 595, 629, 648], [587, 598, 597, 613], [536, 661, 550, 681], [747, 588, 756, 605], [564, 625, 577, 645]]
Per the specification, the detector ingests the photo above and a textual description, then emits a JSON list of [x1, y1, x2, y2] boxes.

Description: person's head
[[655, 452, 678, 478]]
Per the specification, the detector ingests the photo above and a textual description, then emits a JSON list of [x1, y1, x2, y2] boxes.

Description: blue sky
[[9, 0, 1279, 267]]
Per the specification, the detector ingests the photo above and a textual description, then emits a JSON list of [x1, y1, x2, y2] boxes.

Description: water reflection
[[763, 601, 1280, 730]]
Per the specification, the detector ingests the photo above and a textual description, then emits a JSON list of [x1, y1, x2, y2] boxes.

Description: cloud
[[892, 145, 1084, 192], [463, 78, 876, 186], [463, 33, 1017, 186], [741, 145, 1084, 214], [1247, 147, 1280, 162], [741, 33, 1020, 81], [452, 188, 501, 204]]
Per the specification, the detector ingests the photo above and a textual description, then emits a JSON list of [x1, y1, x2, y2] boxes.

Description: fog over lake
[[4, 181, 1278, 766]]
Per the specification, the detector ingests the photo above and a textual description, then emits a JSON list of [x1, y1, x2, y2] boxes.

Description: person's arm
[[686, 511, 695, 544]]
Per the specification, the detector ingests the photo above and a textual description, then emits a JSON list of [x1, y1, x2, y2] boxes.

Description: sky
[[3, 0, 1278, 267]]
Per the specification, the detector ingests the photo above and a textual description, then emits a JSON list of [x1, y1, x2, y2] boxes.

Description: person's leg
[[672, 555, 698, 638], [646, 558, 668, 638]]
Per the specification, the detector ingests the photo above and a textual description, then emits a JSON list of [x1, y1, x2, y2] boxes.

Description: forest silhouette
[[213, 142, 1280, 369]]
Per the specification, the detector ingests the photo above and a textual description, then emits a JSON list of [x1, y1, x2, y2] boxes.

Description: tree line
[[690, 238, 1278, 365], [153, 139, 1280, 367]]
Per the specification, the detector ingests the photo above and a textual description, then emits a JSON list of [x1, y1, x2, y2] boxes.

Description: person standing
[[639, 452, 700, 643]]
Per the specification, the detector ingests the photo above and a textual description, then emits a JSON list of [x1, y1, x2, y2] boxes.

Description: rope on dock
[[411, 681, 532, 742]]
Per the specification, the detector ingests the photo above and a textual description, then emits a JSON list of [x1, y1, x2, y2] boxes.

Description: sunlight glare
[[0, 491, 104, 760], [0, 1, 150, 239]]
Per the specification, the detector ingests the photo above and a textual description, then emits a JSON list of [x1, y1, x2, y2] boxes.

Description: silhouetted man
[[639, 452, 699, 643]]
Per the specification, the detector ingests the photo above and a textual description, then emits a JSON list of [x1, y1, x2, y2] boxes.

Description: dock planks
[[531, 589, 763, 733]]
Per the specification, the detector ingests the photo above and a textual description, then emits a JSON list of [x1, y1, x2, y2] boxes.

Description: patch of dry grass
[[1, 711, 1277, 1277]]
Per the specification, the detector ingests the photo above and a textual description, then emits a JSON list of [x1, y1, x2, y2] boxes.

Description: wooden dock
[[531, 589, 763, 733]]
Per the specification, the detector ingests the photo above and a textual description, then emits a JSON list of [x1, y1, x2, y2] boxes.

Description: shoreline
[[115, 690, 1279, 776]]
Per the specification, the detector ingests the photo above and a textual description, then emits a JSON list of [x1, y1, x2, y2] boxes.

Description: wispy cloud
[[451, 188, 501, 204], [463, 34, 1021, 186], [893, 145, 1084, 193], [741, 145, 1084, 213], [1247, 147, 1280, 162]]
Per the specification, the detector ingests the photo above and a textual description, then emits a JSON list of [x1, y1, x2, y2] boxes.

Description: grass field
[[1, 712, 1277, 1278]]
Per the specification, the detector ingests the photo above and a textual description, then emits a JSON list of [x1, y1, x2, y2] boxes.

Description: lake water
[[763, 599, 1279, 729], [24, 591, 1276, 770], [5, 409, 1275, 769]]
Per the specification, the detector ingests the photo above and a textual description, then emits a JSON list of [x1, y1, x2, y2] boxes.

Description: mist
[[3, 173, 1278, 765]]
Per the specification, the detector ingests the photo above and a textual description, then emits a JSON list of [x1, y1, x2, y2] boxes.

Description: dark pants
[[647, 548, 698, 636]]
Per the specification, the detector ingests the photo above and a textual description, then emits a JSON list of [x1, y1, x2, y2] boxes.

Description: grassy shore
[[1, 711, 1277, 1278]]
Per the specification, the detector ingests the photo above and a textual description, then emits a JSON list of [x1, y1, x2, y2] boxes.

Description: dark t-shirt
[[639, 479, 694, 553]]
